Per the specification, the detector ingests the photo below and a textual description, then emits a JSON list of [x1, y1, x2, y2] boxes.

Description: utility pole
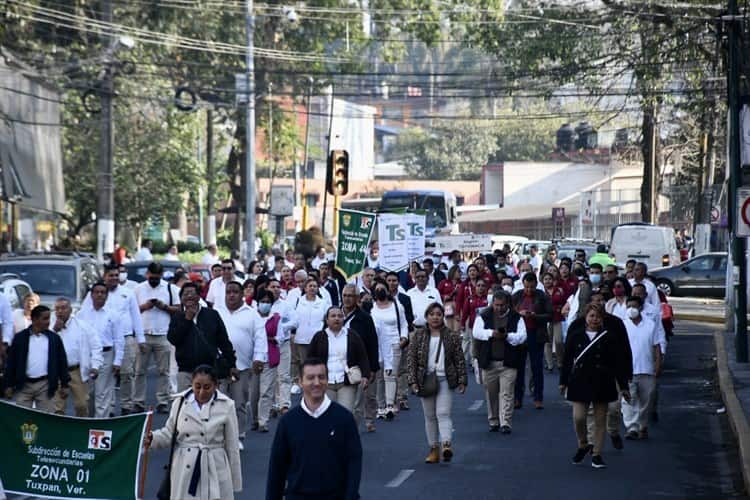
[[206, 109, 216, 245], [96, 0, 115, 262], [245, 0, 257, 262], [321, 84, 335, 237], [301, 77, 313, 230], [727, 0, 748, 362]]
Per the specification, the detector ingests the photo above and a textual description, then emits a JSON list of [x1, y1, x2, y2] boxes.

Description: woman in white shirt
[[407, 303, 466, 464], [605, 277, 632, 320], [12, 293, 40, 338], [370, 280, 409, 420], [292, 278, 328, 384]]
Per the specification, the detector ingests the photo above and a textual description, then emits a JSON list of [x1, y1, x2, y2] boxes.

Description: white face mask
[[627, 307, 640, 319], [119, 272, 128, 283], [502, 285, 513, 293]]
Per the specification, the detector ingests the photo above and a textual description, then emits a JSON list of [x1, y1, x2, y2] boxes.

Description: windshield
[[0, 264, 76, 298], [380, 194, 447, 229]]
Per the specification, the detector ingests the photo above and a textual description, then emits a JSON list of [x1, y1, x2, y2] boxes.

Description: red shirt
[[456, 280, 477, 319], [437, 279, 460, 303], [546, 286, 566, 322], [559, 277, 579, 300], [519, 293, 537, 331], [463, 294, 488, 329]]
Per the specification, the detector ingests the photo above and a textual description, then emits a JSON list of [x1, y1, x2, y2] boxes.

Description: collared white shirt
[[326, 327, 348, 384], [288, 287, 332, 308], [624, 315, 659, 375], [216, 303, 261, 371], [641, 302, 667, 355], [271, 299, 297, 343], [301, 394, 332, 419], [84, 285, 145, 343], [406, 286, 443, 327], [55, 315, 103, 380], [629, 278, 661, 310], [293, 296, 328, 345], [135, 280, 181, 334], [206, 278, 230, 310], [78, 305, 125, 366], [26, 332, 49, 378], [529, 254, 543, 273], [253, 311, 282, 363], [134, 247, 153, 261], [12, 309, 30, 339], [59, 317, 81, 366], [472, 314, 527, 345]]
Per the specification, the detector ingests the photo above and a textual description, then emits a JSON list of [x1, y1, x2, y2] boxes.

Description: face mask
[[258, 303, 272, 315], [502, 285, 513, 293], [119, 272, 128, 282], [613, 287, 625, 297], [375, 289, 388, 301], [590, 274, 601, 285], [627, 307, 640, 319], [148, 278, 161, 287]]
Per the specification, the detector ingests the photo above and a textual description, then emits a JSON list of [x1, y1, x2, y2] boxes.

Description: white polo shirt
[[406, 286, 443, 327], [134, 280, 181, 335], [206, 278, 230, 310], [26, 332, 49, 378], [216, 303, 262, 371], [326, 327, 348, 384], [624, 316, 659, 376]]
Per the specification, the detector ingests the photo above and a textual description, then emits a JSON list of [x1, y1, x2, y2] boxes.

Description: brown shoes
[[425, 446, 440, 464], [366, 423, 376, 433], [534, 401, 544, 410], [638, 429, 649, 440], [442, 442, 453, 462]]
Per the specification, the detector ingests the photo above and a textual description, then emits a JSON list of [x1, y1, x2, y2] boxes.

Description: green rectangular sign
[[0, 401, 150, 500], [335, 209, 376, 280]]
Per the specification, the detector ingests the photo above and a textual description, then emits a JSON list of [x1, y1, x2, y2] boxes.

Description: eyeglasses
[[222, 267, 233, 271]]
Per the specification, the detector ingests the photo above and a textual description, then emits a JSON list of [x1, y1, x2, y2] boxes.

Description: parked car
[[0, 252, 100, 309], [649, 252, 727, 297], [0, 273, 34, 309], [124, 260, 190, 283], [610, 223, 680, 270], [190, 264, 245, 283]]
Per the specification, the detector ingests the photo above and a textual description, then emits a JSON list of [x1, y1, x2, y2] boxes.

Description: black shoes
[[489, 425, 500, 432], [572, 445, 594, 464], [611, 434, 624, 450], [625, 430, 639, 440], [500, 425, 512, 434], [592, 455, 607, 469]]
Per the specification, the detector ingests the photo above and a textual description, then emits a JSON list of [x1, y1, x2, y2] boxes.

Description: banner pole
[[139, 410, 154, 500]]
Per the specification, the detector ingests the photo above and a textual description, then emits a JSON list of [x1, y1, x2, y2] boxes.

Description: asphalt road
[[10, 321, 742, 499]]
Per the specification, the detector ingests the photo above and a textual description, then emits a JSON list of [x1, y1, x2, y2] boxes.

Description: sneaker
[[399, 400, 410, 411], [489, 425, 500, 433], [500, 425, 512, 434], [610, 434, 624, 450], [442, 442, 453, 462], [251, 423, 259, 431], [376, 408, 386, 420], [290, 384, 301, 395], [572, 447, 589, 465], [238, 441, 244, 451], [625, 430, 639, 440], [259, 425, 269, 433], [591, 455, 607, 469], [385, 406, 395, 421]]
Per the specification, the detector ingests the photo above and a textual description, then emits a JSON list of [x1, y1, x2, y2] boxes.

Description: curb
[[674, 313, 726, 324], [714, 328, 750, 494]]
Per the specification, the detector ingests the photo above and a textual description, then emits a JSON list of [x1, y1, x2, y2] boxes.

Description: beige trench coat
[[152, 389, 242, 500]]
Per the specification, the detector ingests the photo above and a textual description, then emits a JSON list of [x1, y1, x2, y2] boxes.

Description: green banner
[[335, 209, 376, 280], [0, 401, 150, 500]]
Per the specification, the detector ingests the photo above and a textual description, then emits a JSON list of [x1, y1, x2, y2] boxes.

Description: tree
[[392, 120, 498, 180]]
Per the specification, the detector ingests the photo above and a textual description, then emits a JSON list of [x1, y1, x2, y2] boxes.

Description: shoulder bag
[[570, 330, 608, 377], [157, 395, 186, 500], [418, 334, 443, 398]]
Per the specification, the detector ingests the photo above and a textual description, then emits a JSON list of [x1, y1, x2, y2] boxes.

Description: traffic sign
[[737, 188, 750, 236]]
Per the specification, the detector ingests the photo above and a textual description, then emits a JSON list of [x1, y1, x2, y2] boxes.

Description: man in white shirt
[[528, 245, 543, 275], [117, 264, 139, 290], [407, 269, 443, 328], [52, 298, 103, 417], [163, 245, 180, 261], [133, 239, 154, 261], [311, 247, 328, 270], [512, 263, 545, 293], [202, 243, 221, 265], [134, 262, 181, 414], [622, 296, 662, 441], [206, 259, 236, 310], [217, 281, 265, 445], [101, 264, 146, 415], [286, 270, 309, 305], [78, 282, 124, 418], [629, 262, 660, 310]]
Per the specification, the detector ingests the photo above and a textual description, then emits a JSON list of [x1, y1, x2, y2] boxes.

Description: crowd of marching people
[[0, 238, 674, 497]]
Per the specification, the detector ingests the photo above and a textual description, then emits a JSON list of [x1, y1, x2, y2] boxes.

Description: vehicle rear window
[[0, 265, 76, 298]]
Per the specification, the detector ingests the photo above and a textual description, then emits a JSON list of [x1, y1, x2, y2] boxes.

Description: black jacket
[[431, 269, 447, 285], [308, 329, 371, 384], [5, 328, 71, 397], [323, 278, 341, 307], [511, 289, 552, 343], [343, 307, 379, 373], [168, 307, 237, 374], [475, 309, 526, 370], [560, 313, 632, 403], [396, 293, 415, 330]]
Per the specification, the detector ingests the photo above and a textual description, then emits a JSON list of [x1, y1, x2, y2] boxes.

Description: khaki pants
[[574, 401, 607, 455], [255, 363, 278, 426], [421, 377, 453, 446], [134, 334, 171, 408], [622, 374, 656, 433], [275, 341, 292, 410], [357, 371, 379, 426], [482, 361, 517, 428], [222, 369, 255, 436], [16, 379, 55, 413], [55, 367, 89, 417], [544, 322, 563, 370], [92, 349, 115, 418], [377, 344, 401, 409], [119, 335, 138, 412], [462, 324, 473, 367], [292, 342, 310, 382], [587, 399, 622, 442], [327, 383, 358, 412]]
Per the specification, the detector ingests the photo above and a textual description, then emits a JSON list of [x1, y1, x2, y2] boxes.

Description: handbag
[[418, 335, 443, 398], [346, 365, 362, 385], [157, 395, 185, 500]]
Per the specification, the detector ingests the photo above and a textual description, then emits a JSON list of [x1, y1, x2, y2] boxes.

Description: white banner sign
[[377, 213, 409, 271], [406, 213, 426, 262], [433, 234, 492, 254], [580, 191, 595, 225]]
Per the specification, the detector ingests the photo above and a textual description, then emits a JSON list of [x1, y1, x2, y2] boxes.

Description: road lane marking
[[468, 399, 483, 411], [386, 469, 415, 488]]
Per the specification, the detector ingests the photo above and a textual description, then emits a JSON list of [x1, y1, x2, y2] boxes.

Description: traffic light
[[326, 149, 349, 196]]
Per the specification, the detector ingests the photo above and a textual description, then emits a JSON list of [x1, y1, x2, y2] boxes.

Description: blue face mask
[[590, 274, 602, 285], [258, 303, 272, 315]]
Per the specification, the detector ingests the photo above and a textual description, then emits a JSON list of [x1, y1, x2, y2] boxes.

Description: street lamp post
[[245, 0, 257, 262]]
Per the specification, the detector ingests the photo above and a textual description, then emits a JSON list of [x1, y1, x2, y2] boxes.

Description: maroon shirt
[[520, 292, 537, 331]]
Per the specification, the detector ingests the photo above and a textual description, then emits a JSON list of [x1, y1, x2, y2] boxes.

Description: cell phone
[[150, 298, 158, 304]]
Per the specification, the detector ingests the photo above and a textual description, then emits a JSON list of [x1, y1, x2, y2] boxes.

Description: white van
[[610, 224, 680, 270], [491, 235, 528, 253]]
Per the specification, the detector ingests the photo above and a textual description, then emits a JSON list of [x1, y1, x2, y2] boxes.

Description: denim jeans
[[514, 330, 545, 403]]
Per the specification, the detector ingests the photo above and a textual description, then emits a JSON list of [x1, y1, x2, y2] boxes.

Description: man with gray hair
[[52, 298, 103, 417], [285, 269, 309, 305]]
